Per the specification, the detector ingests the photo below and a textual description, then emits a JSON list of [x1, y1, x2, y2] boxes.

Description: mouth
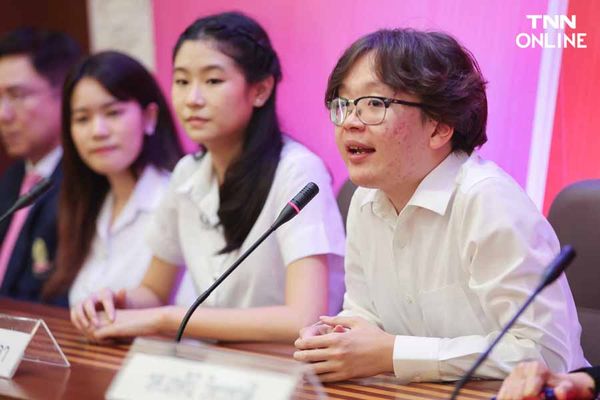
[[91, 145, 117, 154], [346, 143, 375, 155]]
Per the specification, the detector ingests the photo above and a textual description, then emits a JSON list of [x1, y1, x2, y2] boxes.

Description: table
[[0, 298, 500, 399]]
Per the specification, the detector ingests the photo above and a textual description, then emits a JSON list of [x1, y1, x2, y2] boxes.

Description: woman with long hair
[[43, 51, 183, 305], [70, 12, 345, 343]]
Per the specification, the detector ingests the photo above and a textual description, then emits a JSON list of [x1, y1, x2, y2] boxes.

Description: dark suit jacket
[[0, 160, 67, 306]]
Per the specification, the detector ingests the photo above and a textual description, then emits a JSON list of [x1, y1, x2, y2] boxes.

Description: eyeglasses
[[327, 96, 428, 126], [0, 86, 54, 109]]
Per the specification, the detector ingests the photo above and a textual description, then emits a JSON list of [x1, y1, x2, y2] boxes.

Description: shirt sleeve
[[338, 189, 383, 326], [392, 177, 587, 382], [145, 157, 195, 267], [273, 148, 346, 265]]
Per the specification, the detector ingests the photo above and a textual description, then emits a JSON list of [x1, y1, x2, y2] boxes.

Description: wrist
[[378, 332, 396, 374], [156, 305, 177, 335]]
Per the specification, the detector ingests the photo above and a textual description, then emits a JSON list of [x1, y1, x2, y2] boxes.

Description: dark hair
[[42, 51, 184, 299], [326, 29, 488, 154], [0, 27, 81, 88], [173, 12, 283, 253]]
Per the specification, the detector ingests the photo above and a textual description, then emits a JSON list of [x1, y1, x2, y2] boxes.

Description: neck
[[384, 149, 452, 214], [27, 141, 60, 165], [207, 140, 244, 185]]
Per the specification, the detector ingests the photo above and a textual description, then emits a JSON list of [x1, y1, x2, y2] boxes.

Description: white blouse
[[69, 166, 170, 306], [147, 138, 346, 314]]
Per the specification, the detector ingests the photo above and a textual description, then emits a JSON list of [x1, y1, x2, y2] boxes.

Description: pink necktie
[[0, 172, 43, 286]]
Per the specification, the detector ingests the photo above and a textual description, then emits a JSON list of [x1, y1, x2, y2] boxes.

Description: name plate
[[107, 352, 297, 400], [0, 328, 32, 379]]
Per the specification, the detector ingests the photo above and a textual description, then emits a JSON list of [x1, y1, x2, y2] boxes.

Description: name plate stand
[[0, 314, 70, 379], [106, 337, 326, 400]]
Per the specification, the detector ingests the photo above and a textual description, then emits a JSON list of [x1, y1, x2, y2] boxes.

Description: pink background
[[152, 0, 547, 192]]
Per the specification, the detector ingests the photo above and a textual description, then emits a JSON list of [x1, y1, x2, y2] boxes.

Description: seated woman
[[70, 12, 346, 343], [42, 51, 183, 306]]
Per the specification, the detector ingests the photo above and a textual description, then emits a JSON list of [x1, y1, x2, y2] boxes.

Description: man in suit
[[0, 28, 80, 305]]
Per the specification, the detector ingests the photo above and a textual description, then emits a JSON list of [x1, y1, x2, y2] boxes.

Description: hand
[[497, 361, 596, 400], [299, 320, 347, 339], [293, 315, 395, 382], [71, 288, 127, 333], [91, 307, 169, 341]]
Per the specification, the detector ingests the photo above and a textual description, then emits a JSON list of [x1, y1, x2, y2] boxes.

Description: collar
[[360, 151, 470, 218], [97, 166, 169, 237], [25, 146, 62, 178], [176, 152, 220, 227]]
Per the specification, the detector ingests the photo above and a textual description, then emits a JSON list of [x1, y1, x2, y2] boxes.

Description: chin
[[347, 169, 380, 189]]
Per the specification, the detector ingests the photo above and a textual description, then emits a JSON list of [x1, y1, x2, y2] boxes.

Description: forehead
[[337, 53, 391, 96], [173, 39, 237, 72], [71, 77, 117, 107], [0, 54, 50, 89]]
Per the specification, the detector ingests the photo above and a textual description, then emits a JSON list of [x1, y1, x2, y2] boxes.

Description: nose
[[341, 104, 364, 130], [92, 116, 110, 139], [185, 83, 205, 108]]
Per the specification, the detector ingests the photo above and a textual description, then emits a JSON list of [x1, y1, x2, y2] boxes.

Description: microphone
[[0, 178, 53, 224], [174, 182, 320, 342], [450, 245, 576, 400]]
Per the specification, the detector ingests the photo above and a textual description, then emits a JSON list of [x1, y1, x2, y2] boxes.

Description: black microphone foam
[[539, 245, 575, 289], [271, 182, 319, 230]]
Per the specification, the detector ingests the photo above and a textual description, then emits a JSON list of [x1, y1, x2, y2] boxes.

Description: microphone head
[[289, 182, 319, 212]]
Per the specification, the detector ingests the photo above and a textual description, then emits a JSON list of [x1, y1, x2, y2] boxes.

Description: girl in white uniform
[[43, 51, 183, 306], [71, 12, 346, 343]]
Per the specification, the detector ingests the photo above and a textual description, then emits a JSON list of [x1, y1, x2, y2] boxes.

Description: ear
[[143, 103, 159, 136], [250, 75, 275, 108], [429, 121, 454, 150]]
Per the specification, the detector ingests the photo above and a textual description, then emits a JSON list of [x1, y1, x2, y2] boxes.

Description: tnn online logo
[[516, 15, 587, 48]]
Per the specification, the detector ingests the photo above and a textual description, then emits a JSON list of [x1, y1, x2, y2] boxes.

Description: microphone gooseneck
[[449, 245, 576, 400], [0, 178, 53, 224], [174, 182, 320, 342]]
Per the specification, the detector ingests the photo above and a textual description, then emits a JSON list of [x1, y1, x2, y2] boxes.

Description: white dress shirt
[[147, 138, 346, 314], [69, 166, 170, 306], [25, 146, 62, 178], [342, 151, 587, 383]]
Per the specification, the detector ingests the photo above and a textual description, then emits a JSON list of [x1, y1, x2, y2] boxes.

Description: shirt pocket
[[417, 282, 487, 338]]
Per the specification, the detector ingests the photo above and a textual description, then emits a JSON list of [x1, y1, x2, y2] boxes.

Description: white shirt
[[25, 146, 62, 178], [147, 138, 346, 314], [342, 152, 588, 383], [69, 166, 170, 306]]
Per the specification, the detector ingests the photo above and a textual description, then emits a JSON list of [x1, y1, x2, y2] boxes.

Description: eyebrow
[[337, 80, 389, 95], [173, 64, 226, 74], [71, 100, 122, 114]]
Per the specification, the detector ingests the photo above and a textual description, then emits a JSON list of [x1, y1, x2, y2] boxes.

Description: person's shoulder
[[171, 151, 207, 183], [278, 137, 327, 171], [457, 154, 525, 197]]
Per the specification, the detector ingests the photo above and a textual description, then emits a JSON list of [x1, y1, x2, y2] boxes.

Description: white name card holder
[[106, 337, 326, 400], [0, 314, 70, 379]]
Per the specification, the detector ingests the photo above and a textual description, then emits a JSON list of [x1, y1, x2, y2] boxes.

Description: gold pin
[[32, 238, 51, 275]]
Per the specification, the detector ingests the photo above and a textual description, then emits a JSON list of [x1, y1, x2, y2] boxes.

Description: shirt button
[[405, 295, 414, 304], [414, 375, 422, 382]]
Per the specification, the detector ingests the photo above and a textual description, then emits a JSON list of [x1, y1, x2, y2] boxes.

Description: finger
[[319, 315, 360, 328], [83, 297, 100, 327], [75, 301, 91, 330], [299, 324, 324, 340], [552, 380, 574, 400], [294, 348, 332, 363], [295, 332, 342, 350], [308, 360, 341, 376], [115, 288, 127, 309], [99, 291, 116, 322], [523, 362, 546, 397], [319, 371, 349, 383], [333, 324, 347, 333], [70, 307, 84, 332]]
